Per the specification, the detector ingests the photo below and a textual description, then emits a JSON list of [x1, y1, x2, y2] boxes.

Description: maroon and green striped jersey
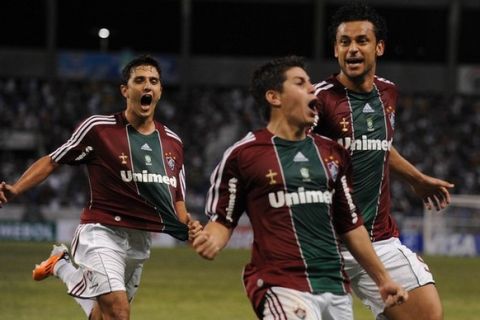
[[313, 75, 399, 242], [49, 112, 188, 241], [205, 128, 363, 312]]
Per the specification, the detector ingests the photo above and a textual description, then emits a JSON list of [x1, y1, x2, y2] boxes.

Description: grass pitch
[[1, 241, 479, 319]]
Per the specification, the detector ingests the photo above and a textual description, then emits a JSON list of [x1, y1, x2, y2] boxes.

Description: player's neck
[[124, 110, 156, 135], [337, 72, 375, 93], [267, 120, 306, 141]]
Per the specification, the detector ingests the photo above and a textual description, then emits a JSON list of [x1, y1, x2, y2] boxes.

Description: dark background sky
[[1, 0, 478, 63]]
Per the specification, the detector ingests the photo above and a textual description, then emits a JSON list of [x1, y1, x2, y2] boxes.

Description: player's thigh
[[70, 224, 131, 298], [382, 283, 442, 320], [124, 227, 151, 301], [343, 238, 437, 318]]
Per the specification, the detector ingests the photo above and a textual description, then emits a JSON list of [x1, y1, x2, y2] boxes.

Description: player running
[[190, 56, 407, 320]]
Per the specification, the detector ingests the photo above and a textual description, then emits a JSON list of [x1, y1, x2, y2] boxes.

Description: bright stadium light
[[98, 28, 110, 39], [98, 28, 110, 52]]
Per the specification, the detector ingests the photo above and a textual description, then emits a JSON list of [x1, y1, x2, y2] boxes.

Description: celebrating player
[[312, 2, 454, 319], [191, 56, 407, 319], [0, 55, 200, 320]]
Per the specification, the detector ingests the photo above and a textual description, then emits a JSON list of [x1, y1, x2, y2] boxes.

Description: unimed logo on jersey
[[338, 135, 392, 151], [268, 187, 333, 208], [120, 170, 177, 187]]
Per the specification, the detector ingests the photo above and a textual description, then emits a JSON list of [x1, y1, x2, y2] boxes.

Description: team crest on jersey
[[325, 156, 339, 181], [294, 306, 307, 319], [387, 105, 395, 128], [165, 152, 176, 170]]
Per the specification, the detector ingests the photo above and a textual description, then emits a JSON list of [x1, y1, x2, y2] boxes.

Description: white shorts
[[66, 223, 151, 301], [341, 237, 434, 318], [262, 287, 353, 320]]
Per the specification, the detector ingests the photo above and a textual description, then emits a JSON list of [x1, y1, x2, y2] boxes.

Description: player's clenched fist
[[190, 221, 232, 261], [186, 214, 203, 242], [0, 181, 17, 207]]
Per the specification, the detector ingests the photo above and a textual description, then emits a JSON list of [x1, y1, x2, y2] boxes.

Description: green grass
[[1, 242, 479, 319]]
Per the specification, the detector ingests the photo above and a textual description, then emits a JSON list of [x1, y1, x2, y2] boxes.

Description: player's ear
[[120, 84, 128, 98], [265, 90, 281, 108], [376, 40, 385, 57]]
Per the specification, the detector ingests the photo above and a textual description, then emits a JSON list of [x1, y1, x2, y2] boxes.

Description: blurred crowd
[[1, 77, 478, 221]]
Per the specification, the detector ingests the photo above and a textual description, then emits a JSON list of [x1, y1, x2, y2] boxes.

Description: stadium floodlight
[[98, 28, 110, 52], [98, 28, 110, 39]]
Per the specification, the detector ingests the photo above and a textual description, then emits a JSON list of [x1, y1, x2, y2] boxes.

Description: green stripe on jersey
[[127, 127, 186, 238], [273, 137, 345, 294], [348, 90, 387, 233]]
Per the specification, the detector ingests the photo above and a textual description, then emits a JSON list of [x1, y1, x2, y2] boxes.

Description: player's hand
[[410, 174, 454, 211], [192, 230, 221, 260], [0, 181, 17, 208], [186, 213, 203, 242], [379, 280, 408, 309]]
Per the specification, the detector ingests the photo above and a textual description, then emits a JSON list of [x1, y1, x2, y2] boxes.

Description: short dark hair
[[121, 55, 162, 85], [328, 1, 387, 44], [250, 55, 306, 121]]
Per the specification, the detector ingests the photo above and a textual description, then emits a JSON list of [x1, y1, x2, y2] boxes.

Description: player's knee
[[97, 293, 130, 320], [425, 307, 443, 320], [103, 304, 130, 320]]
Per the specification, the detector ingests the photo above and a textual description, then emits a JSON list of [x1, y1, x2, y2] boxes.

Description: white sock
[[74, 297, 96, 317], [53, 258, 75, 282], [53, 260, 96, 317]]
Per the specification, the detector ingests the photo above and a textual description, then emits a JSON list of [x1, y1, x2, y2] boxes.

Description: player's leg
[[343, 237, 442, 320], [382, 283, 442, 320], [33, 243, 97, 317], [67, 224, 140, 319], [95, 291, 130, 320]]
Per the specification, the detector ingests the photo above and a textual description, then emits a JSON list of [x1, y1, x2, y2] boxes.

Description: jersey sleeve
[[331, 145, 364, 234], [176, 163, 186, 202], [204, 148, 246, 229], [49, 116, 99, 165]]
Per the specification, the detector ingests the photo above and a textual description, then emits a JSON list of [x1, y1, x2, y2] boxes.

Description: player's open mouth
[[346, 57, 363, 65], [141, 94, 152, 106], [308, 99, 318, 111]]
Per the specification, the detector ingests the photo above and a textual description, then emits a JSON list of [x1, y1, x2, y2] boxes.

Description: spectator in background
[[191, 55, 407, 319], [312, 2, 453, 319], [0, 55, 200, 320]]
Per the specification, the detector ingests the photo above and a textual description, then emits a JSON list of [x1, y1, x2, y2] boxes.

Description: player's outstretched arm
[[191, 221, 232, 260], [0, 155, 59, 208], [389, 147, 454, 211], [341, 226, 408, 308]]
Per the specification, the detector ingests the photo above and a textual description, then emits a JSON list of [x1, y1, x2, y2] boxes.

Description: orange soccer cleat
[[32, 244, 70, 281]]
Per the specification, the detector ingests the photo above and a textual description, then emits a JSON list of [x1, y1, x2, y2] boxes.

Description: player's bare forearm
[[175, 201, 190, 224], [191, 221, 232, 260], [341, 226, 408, 307], [389, 147, 454, 210], [0, 155, 59, 206], [389, 147, 422, 183]]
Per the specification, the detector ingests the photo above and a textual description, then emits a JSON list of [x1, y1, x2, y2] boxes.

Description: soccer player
[[190, 56, 407, 320], [0, 55, 200, 320], [312, 2, 454, 319]]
